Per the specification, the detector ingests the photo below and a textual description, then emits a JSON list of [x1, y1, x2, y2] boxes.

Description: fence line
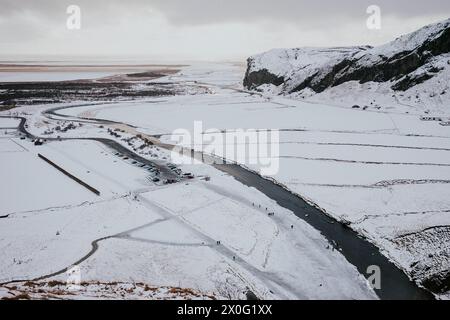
[[38, 153, 100, 196]]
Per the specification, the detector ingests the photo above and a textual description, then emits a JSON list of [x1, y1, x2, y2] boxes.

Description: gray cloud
[[1, 0, 449, 25], [146, 0, 450, 26], [0, 0, 449, 60]]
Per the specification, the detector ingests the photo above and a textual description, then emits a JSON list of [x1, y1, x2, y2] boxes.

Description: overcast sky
[[0, 0, 449, 61]]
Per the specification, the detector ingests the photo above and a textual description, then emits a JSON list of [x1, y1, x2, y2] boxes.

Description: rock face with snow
[[244, 19, 450, 94]]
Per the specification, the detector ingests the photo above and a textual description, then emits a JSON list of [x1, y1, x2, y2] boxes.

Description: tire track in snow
[[115, 235, 210, 247], [354, 209, 450, 224], [192, 139, 450, 152], [2, 195, 129, 218], [135, 193, 298, 299], [288, 179, 450, 189], [200, 127, 450, 140], [278, 155, 450, 167], [0, 218, 168, 286], [276, 141, 450, 152]]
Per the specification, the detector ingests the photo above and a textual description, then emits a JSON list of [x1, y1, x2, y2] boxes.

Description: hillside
[[244, 18, 450, 115]]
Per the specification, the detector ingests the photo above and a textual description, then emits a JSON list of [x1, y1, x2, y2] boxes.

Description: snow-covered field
[[47, 63, 450, 298], [0, 70, 377, 299], [1, 61, 449, 299], [0, 137, 375, 300], [0, 118, 20, 128]]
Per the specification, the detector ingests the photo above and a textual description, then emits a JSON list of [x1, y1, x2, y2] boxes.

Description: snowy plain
[[1, 61, 449, 299], [0, 133, 375, 299], [0, 64, 377, 299], [50, 63, 450, 298]]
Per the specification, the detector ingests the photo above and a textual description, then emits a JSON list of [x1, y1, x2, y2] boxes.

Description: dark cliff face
[[243, 20, 450, 93], [243, 58, 285, 90], [327, 26, 450, 92]]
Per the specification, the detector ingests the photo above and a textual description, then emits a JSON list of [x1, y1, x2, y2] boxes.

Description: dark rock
[[392, 73, 434, 91], [421, 270, 450, 294], [243, 58, 285, 89], [243, 19, 450, 93], [245, 290, 259, 300]]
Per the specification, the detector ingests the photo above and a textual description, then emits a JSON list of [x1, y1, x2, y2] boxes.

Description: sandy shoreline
[[0, 64, 185, 73], [0, 64, 183, 83]]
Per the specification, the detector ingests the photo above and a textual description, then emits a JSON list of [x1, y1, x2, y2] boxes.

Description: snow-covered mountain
[[244, 18, 450, 114]]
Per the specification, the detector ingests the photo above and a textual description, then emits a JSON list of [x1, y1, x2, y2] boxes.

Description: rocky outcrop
[[243, 66, 285, 90], [244, 18, 450, 93]]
